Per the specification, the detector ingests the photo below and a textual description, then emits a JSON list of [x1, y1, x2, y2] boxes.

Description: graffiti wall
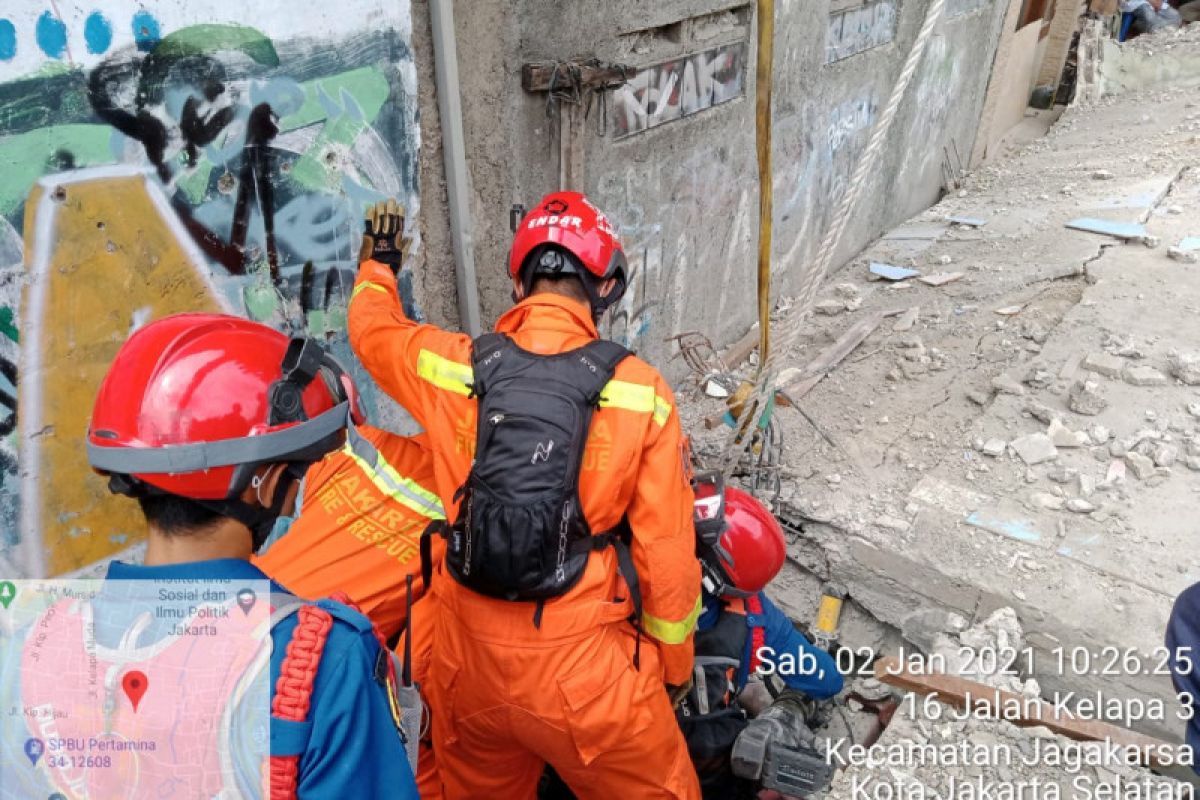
[[825, 1, 898, 64], [611, 43, 747, 138], [0, 2, 421, 576]]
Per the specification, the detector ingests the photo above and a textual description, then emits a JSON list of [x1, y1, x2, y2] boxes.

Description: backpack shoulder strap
[[575, 339, 631, 402], [469, 332, 512, 397]]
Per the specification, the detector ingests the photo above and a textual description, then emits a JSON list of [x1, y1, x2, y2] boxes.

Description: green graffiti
[[0, 124, 112, 217], [285, 68, 389, 190], [0, 307, 17, 343], [151, 24, 280, 69]]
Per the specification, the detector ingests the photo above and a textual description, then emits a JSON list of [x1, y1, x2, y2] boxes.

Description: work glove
[[666, 678, 693, 708], [360, 198, 412, 272]]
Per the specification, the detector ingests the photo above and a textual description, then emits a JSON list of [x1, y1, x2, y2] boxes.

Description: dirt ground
[[680, 25, 1200, 741]]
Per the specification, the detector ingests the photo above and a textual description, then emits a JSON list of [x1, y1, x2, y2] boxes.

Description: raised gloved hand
[[360, 198, 412, 271], [666, 678, 693, 708]]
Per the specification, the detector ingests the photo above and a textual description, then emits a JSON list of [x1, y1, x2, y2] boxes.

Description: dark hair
[[137, 494, 223, 536], [530, 273, 589, 303]]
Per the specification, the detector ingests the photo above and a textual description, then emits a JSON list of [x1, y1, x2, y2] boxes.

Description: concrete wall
[[0, 1, 429, 576], [461, 0, 1012, 369]]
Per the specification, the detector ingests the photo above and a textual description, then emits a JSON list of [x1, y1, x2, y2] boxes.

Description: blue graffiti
[[131, 11, 161, 52], [0, 20, 15, 61], [35, 12, 68, 59], [84, 11, 113, 55]]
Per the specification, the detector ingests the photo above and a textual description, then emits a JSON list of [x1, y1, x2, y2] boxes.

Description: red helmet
[[87, 313, 362, 502], [696, 484, 787, 598], [509, 191, 627, 314]]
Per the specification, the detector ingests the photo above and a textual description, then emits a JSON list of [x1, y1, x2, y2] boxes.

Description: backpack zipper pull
[[489, 413, 505, 425]]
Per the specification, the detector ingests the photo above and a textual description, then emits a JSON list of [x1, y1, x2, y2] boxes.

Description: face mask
[[255, 514, 296, 556]]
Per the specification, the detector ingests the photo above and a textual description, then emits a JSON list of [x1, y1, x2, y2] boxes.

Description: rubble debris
[[991, 374, 1026, 396], [1125, 451, 1157, 480], [1106, 460, 1127, 484], [982, 438, 1007, 457], [946, 215, 987, 227], [966, 388, 993, 406], [1065, 217, 1149, 242], [869, 261, 920, 281], [1068, 380, 1108, 415], [994, 305, 1023, 316], [936, 255, 954, 266], [892, 306, 919, 332], [783, 311, 886, 399], [814, 299, 846, 315], [1010, 433, 1058, 465], [1048, 418, 1089, 448], [1047, 465, 1078, 484], [1088, 424, 1111, 444], [1167, 351, 1200, 385], [1168, 246, 1199, 263], [1066, 497, 1097, 513], [1024, 399, 1059, 424], [918, 271, 965, 287], [1151, 442, 1180, 468], [1123, 363, 1169, 387], [1082, 352, 1125, 378], [1092, 168, 1115, 180]]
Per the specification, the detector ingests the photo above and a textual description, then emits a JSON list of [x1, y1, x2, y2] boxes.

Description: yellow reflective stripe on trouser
[[416, 349, 474, 396], [343, 427, 446, 520], [599, 380, 672, 427], [351, 281, 389, 300], [642, 593, 703, 645]]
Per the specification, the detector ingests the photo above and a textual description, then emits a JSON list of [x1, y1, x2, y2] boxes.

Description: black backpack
[[423, 332, 644, 630]]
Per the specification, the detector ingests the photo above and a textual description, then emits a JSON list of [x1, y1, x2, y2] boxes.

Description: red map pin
[[122, 670, 148, 712]]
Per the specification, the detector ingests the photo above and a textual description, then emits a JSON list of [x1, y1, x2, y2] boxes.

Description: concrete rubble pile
[[679, 21, 1200, 743]]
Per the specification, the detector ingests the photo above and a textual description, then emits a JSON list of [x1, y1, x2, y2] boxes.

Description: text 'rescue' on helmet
[[86, 313, 364, 543], [693, 475, 787, 598], [508, 191, 628, 316]]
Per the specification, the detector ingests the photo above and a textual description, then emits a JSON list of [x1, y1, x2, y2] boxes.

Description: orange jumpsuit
[[349, 260, 703, 800], [253, 424, 446, 799]]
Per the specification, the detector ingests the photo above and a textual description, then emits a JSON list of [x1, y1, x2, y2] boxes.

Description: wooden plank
[[722, 323, 760, 369], [522, 62, 631, 93], [780, 311, 886, 399], [873, 656, 1174, 766]]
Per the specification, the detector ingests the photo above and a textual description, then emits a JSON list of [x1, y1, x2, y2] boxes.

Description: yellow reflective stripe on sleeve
[[641, 593, 703, 645], [351, 281, 389, 300], [653, 396, 672, 427], [416, 349, 474, 396], [343, 431, 446, 520], [599, 380, 671, 427]]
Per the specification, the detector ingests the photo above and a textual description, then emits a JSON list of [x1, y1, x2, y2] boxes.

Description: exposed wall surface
[[492, 0, 1010, 369], [0, 2, 423, 576]]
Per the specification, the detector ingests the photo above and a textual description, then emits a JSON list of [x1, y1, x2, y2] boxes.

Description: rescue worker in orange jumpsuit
[[254, 425, 447, 799], [348, 193, 703, 799]]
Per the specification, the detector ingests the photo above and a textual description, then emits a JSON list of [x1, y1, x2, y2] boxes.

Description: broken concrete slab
[[946, 215, 988, 227], [869, 262, 921, 281], [1048, 418, 1089, 448], [982, 438, 1007, 457], [918, 271, 965, 287], [892, 306, 919, 332], [1065, 217, 1149, 242], [1123, 363, 1169, 387], [1068, 380, 1108, 415], [1125, 451, 1157, 480], [1025, 399, 1060, 424], [907, 476, 992, 518], [965, 503, 1057, 547], [1082, 351, 1126, 378], [1010, 432, 1059, 465], [1169, 246, 1199, 263]]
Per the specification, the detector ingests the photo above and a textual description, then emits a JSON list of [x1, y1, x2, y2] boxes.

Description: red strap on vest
[[746, 594, 765, 675], [268, 603, 334, 800]]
